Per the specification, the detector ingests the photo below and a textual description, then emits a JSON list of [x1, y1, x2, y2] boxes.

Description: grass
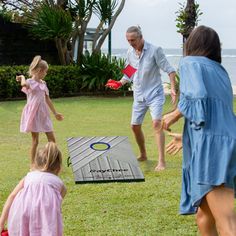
[[2, 95, 229, 236]]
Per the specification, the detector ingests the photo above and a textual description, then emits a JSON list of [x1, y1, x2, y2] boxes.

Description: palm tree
[[175, 0, 202, 43], [183, 0, 198, 41], [170, 0, 202, 110]]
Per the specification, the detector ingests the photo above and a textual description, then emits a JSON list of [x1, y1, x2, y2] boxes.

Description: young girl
[[0, 142, 67, 236], [162, 26, 236, 235], [16, 55, 64, 164]]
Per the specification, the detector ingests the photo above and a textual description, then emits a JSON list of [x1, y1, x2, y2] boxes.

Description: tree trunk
[[92, 21, 104, 51], [77, 31, 86, 65], [46, 0, 55, 6], [55, 38, 66, 65], [93, 0, 125, 53], [184, 0, 196, 41], [57, 0, 68, 9], [75, 4, 94, 65]]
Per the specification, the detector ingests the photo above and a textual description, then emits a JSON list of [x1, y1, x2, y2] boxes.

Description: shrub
[[0, 55, 130, 100], [80, 53, 127, 92]]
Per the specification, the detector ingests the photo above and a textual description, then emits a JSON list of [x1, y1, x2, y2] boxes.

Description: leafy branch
[[175, 1, 202, 40]]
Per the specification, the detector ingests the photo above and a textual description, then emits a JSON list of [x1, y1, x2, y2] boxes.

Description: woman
[[162, 26, 236, 235]]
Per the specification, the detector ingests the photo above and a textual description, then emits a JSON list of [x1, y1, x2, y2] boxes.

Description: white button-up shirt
[[123, 41, 175, 102]]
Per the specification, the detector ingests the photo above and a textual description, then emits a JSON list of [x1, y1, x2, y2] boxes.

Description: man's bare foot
[[137, 156, 147, 162], [154, 163, 166, 171]]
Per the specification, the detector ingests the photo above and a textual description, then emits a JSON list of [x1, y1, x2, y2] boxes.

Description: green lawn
[[1, 95, 225, 236]]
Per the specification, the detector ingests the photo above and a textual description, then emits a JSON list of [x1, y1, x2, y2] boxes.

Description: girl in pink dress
[[16, 55, 64, 165], [0, 142, 67, 236]]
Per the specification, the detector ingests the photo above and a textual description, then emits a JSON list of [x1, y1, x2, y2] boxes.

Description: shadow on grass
[[139, 160, 156, 173]]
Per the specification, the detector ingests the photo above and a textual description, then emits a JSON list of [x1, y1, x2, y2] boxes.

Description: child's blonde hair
[[34, 142, 62, 174], [28, 55, 48, 77]]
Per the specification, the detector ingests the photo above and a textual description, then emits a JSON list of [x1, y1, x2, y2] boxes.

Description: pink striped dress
[[20, 79, 53, 133], [8, 171, 65, 236]]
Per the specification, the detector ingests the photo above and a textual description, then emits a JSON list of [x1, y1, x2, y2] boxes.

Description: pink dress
[[20, 79, 53, 133], [8, 171, 65, 236]]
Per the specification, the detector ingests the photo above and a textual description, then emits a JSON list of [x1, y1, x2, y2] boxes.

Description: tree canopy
[[1, 0, 125, 64]]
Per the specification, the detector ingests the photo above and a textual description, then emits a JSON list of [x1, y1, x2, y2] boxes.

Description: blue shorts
[[131, 95, 165, 125]]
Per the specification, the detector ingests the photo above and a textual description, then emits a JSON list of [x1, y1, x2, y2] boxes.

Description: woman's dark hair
[[184, 25, 221, 63]]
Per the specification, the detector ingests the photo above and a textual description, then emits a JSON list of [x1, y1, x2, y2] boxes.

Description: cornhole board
[[66, 136, 145, 184]]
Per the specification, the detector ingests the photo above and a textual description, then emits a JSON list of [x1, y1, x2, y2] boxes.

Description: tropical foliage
[[28, 4, 73, 65], [1, 0, 126, 65], [0, 6, 12, 22], [80, 53, 126, 91], [175, 0, 202, 41], [29, 5, 72, 41]]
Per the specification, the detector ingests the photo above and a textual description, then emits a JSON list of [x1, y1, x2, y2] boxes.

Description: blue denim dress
[[178, 56, 236, 214]]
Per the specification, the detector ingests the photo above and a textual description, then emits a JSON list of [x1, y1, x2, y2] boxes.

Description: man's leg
[[131, 124, 147, 161], [131, 100, 148, 161], [153, 120, 165, 171], [149, 92, 165, 171]]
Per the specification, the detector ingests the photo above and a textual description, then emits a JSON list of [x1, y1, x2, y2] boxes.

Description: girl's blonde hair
[[34, 142, 62, 174], [28, 55, 48, 77]]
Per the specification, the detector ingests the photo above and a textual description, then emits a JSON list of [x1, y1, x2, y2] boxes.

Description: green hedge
[[45, 65, 82, 98], [0, 65, 81, 99], [0, 54, 130, 100]]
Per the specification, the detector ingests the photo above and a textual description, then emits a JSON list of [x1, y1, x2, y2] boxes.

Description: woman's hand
[[162, 112, 176, 131], [162, 108, 183, 131], [166, 132, 182, 155]]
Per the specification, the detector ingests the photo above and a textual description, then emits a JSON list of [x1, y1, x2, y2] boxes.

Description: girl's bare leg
[[45, 132, 56, 143], [31, 132, 39, 165]]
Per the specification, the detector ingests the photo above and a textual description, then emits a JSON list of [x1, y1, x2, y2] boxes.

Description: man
[[106, 26, 176, 171]]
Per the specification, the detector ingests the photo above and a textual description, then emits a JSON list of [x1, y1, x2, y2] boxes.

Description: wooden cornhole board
[[66, 136, 145, 183]]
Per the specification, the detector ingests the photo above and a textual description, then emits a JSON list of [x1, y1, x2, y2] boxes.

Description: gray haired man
[[106, 26, 176, 171]]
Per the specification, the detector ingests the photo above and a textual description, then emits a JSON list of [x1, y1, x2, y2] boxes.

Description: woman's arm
[[0, 178, 24, 232], [162, 108, 183, 131], [45, 95, 64, 121]]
